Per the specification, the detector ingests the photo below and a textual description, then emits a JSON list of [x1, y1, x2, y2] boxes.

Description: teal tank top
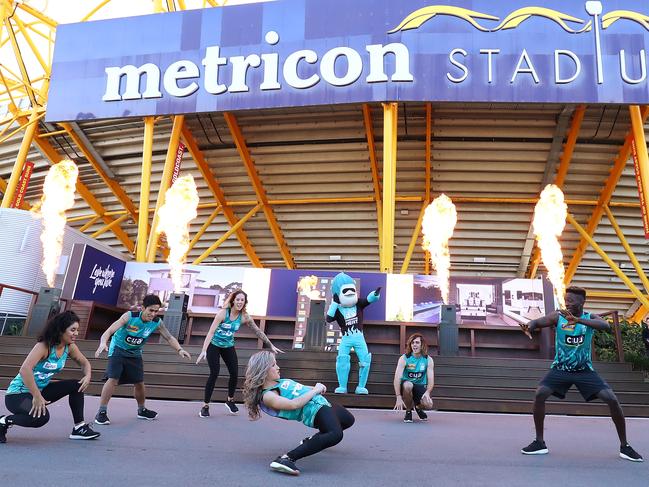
[[261, 378, 331, 428], [552, 312, 595, 372], [211, 308, 242, 348], [7, 345, 69, 394], [401, 354, 428, 385], [109, 311, 161, 357]]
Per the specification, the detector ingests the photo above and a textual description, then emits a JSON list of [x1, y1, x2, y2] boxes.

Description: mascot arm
[[366, 286, 382, 304]]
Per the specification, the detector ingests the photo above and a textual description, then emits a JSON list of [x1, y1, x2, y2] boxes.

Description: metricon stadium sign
[[47, 0, 649, 122]]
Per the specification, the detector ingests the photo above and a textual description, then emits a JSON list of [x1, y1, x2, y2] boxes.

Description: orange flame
[[36, 159, 78, 287], [421, 194, 457, 304], [157, 175, 199, 293], [533, 184, 567, 308]]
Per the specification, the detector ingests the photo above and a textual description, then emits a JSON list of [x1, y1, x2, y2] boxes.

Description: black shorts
[[104, 347, 144, 385], [540, 368, 611, 402], [401, 381, 427, 404]]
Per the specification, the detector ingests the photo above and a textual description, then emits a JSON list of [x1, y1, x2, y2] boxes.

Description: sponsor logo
[[565, 334, 586, 346], [125, 335, 145, 346], [42, 362, 58, 370]]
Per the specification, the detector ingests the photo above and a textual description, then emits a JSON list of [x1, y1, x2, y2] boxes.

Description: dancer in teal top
[[244, 351, 355, 476], [393, 333, 434, 423], [196, 289, 282, 418], [0, 311, 100, 443], [94, 294, 191, 425], [520, 287, 643, 462]]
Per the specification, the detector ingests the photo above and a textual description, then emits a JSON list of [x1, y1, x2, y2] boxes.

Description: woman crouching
[[244, 350, 355, 475]]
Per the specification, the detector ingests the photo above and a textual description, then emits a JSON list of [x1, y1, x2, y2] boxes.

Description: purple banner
[[72, 245, 126, 306], [47, 0, 649, 122]]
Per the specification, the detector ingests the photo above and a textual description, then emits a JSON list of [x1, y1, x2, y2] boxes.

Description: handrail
[[599, 310, 625, 363]]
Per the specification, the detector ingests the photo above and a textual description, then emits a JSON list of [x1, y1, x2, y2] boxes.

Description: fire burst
[[421, 194, 457, 304], [533, 184, 567, 309], [36, 159, 79, 287], [157, 174, 199, 293]]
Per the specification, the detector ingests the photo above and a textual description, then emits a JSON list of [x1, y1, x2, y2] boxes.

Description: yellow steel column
[[604, 205, 649, 294], [566, 213, 649, 308], [1, 109, 39, 208], [629, 105, 649, 235], [137, 117, 155, 262], [424, 103, 432, 275], [381, 102, 398, 273], [401, 201, 427, 274], [146, 115, 185, 262], [362, 104, 383, 253]]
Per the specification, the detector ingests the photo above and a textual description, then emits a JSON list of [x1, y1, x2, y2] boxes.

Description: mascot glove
[[327, 300, 339, 317]]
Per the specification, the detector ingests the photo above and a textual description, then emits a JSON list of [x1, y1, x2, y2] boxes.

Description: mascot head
[[331, 272, 358, 308]]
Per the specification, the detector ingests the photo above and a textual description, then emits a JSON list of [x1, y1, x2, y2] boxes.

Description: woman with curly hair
[[243, 350, 354, 476], [196, 289, 283, 418], [0, 311, 100, 443]]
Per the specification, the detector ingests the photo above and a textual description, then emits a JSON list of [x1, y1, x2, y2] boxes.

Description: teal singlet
[[109, 311, 161, 357], [7, 345, 69, 394], [401, 354, 428, 385], [552, 312, 594, 372], [261, 378, 331, 428], [211, 308, 242, 348]]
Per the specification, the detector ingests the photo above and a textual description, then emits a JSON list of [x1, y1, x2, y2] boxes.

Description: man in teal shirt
[[520, 287, 643, 462]]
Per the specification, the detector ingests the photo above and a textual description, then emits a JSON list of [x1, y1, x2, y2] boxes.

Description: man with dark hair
[[393, 334, 434, 423], [93, 294, 191, 425], [520, 287, 643, 462]]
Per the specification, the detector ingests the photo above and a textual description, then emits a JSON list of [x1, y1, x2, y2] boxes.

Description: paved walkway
[[0, 392, 647, 487]]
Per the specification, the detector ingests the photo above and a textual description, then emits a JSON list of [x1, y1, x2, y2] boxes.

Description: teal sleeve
[[327, 301, 339, 317], [367, 290, 380, 303]]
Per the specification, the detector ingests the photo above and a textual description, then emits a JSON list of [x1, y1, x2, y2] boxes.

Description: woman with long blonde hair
[[196, 289, 283, 418], [244, 351, 355, 476]]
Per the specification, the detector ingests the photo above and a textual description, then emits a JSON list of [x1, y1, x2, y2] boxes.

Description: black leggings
[[204, 343, 238, 403], [4, 379, 84, 427], [287, 404, 355, 461]]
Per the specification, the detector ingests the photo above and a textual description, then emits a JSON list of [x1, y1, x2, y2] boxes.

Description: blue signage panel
[[73, 245, 126, 305], [47, 0, 649, 121]]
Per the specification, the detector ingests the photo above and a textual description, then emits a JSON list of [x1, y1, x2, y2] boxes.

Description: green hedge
[[594, 320, 649, 372]]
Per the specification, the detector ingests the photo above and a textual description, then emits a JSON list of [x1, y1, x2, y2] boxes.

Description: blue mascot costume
[[326, 272, 381, 394]]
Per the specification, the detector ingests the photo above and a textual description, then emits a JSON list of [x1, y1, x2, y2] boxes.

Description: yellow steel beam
[[1, 109, 39, 208], [224, 112, 295, 269], [145, 115, 185, 262], [362, 104, 383, 251], [15, 111, 136, 252], [91, 214, 130, 239], [78, 214, 101, 232], [187, 206, 222, 256], [193, 203, 263, 265], [180, 124, 263, 267], [381, 102, 398, 273], [629, 105, 649, 239], [59, 122, 138, 219], [604, 205, 649, 294], [13, 16, 48, 73], [401, 201, 426, 274], [67, 193, 646, 225], [631, 306, 648, 323], [554, 104, 586, 187], [588, 290, 637, 299], [0, 175, 30, 210], [137, 117, 155, 261], [0, 110, 44, 145], [3, 18, 37, 108], [81, 0, 112, 22], [16, 3, 57, 29], [566, 213, 649, 308], [565, 106, 649, 284], [528, 104, 586, 278]]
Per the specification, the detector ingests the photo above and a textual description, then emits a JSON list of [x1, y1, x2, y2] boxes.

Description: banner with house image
[[116, 263, 271, 315]]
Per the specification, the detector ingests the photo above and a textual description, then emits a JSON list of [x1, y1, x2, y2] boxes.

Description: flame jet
[[157, 175, 199, 293], [36, 159, 79, 287], [533, 184, 568, 309], [421, 194, 457, 304]]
